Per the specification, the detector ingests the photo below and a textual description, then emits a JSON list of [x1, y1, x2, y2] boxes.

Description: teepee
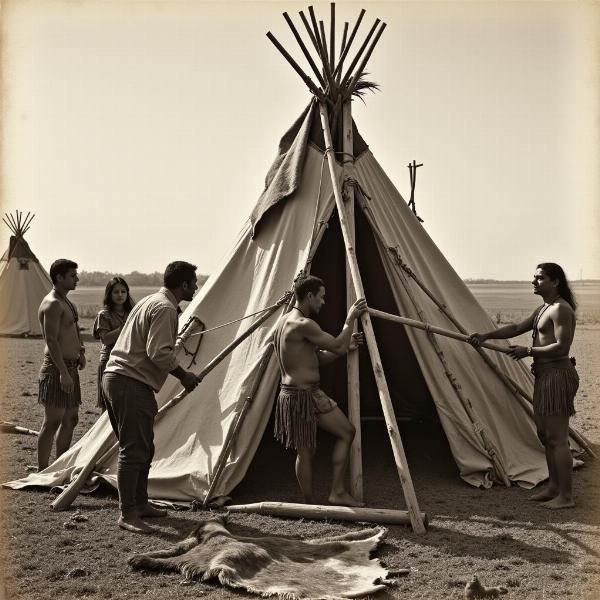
[[6, 5, 590, 532], [0, 212, 52, 336]]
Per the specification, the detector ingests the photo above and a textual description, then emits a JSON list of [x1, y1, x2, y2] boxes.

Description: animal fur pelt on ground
[[129, 515, 391, 599]]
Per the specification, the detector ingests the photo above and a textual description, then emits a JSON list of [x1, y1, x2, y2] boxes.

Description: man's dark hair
[[537, 262, 577, 311], [163, 261, 197, 289], [294, 275, 325, 301], [50, 259, 78, 284]]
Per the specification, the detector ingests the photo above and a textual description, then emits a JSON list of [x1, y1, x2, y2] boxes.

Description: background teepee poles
[[3, 211, 36, 237], [319, 101, 426, 534]]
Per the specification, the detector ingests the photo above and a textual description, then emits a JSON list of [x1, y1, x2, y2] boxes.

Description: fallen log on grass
[[225, 501, 428, 527], [0, 421, 39, 436]]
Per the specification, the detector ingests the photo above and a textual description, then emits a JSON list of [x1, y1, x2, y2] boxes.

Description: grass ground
[[1, 320, 599, 599]]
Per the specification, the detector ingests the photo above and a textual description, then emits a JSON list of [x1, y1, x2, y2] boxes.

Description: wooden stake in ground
[[318, 101, 426, 534]]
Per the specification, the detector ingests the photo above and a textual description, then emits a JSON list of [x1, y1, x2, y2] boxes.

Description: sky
[[2, 0, 599, 281]]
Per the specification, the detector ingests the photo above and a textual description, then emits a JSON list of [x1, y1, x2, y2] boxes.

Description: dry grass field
[[1, 286, 599, 600]]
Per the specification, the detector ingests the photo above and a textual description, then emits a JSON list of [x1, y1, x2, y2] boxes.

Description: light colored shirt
[[104, 288, 180, 392]]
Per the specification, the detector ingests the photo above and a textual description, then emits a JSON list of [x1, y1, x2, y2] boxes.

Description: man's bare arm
[[303, 298, 367, 353], [469, 309, 537, 345], [317, 332, 364, 364]]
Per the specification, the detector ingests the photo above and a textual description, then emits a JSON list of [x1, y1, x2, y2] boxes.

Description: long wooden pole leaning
[[318, 102, 426, 534], [343, 101, 363, 502], [51, 294, 292, 511], [368, 308, 513, 354]]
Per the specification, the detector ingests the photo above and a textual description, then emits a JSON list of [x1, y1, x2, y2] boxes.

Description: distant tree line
[[78, 271, 210, 287]]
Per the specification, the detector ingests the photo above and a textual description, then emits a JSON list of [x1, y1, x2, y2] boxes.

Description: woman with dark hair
[[93, 277, 135, 412], [469, 263, 579, 510]]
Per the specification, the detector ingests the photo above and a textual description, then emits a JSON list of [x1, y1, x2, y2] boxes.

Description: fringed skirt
[[274, 384, 337, 450], [532, 358, 578, 417], [38, 355, 81, 409]]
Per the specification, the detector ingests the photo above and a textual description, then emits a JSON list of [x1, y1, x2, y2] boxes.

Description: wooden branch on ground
[[226, 501, 428, 526]]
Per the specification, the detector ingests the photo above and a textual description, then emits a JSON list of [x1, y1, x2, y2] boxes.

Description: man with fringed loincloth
[[272, 275, 367, 507], [37, 259, 86, 471], [469, 262, 579, 509]]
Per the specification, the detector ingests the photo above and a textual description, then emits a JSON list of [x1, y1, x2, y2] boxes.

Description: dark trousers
[[102, 372, 157, 514]]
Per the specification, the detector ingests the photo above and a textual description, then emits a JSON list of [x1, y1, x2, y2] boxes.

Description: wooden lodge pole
[[343, 100, 363, 502], [226, 501, 428, 527], [338, 18, 381, 91], [332, 9, 365, 81], [283, 12, 326, 89], [344, 22, 387, 99], [318, 101, 426, 534], [368, 308, 513, 355]]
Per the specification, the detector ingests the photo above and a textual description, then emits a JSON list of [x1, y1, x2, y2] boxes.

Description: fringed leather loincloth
[[532, 358, 578, 417], [274, 384, 337, 450], [38, 355, 81, 409]]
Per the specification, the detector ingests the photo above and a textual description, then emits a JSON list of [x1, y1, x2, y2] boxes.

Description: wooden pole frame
[[343, 101, 363, 502], [318, 101, 426, 534]]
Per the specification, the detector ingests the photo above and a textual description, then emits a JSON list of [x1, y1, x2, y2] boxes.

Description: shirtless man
[[37, 259, 85, 471], [273, 275, 367, 506], [469, 263, 578, 509]]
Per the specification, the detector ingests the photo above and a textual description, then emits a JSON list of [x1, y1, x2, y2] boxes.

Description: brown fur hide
[[129, 515, 390, 599]]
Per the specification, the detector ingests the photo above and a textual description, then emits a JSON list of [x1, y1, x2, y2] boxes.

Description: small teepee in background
[[0, 212, 52, 336]]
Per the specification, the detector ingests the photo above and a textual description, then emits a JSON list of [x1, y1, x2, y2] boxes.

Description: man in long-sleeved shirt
[[103, 261, 201, 533]]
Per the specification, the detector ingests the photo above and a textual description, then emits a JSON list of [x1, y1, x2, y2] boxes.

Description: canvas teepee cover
[[0, 212, 52, 336], [6, 104, 557, 496]]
